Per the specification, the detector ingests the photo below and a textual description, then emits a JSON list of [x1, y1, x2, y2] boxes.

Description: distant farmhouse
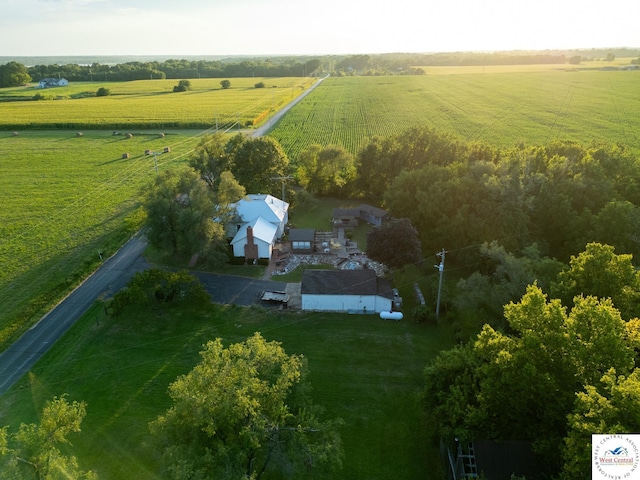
[[227, 194, 289, 261], [301, 269, 393, 314], [38, 78, 69, 88]]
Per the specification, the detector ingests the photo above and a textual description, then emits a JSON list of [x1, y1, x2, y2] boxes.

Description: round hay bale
[[76, 131, 83, 137], [126, 133, 133, 139], [158, 133, 165, 138], [122, 153, 130, 159], [12, 131, 19, 137]]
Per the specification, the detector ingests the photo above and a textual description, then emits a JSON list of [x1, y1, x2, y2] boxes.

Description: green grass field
[[270, 70, 640, 160], [0, 300, 453, 479], [0, 130, 209, 349], [0, 77, 314, 130]]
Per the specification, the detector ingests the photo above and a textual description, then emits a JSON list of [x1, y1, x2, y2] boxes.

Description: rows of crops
[[0, 77, 314, 130], [0, 130, 209, 348], [269, 71, 640, 160]]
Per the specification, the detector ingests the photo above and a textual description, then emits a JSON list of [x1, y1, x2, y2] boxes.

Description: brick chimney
[[244, 226, 259, 264]]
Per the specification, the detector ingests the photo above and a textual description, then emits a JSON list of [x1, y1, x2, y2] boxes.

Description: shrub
[[254, 81, 266, 88], [96, 87, 111, 97], [220, 79, 231, 89]]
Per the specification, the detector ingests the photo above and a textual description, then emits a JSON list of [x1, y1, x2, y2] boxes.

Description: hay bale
[[163, 146, 171, 153], [76, 131, 83, 137], [126, 133, 133, 139], [144, 149, 151, 155], [12, 131, 19, 137], [158, 133, 165, 138], [122, 153, 130, 159]]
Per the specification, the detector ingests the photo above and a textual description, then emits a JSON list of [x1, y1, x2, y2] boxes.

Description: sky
[[1, 0, 638, 57]]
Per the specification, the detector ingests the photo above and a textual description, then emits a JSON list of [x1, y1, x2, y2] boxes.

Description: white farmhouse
[[301, 269, 393, 314], [38, 78, 69, 88], [227, 194, 289, 260]]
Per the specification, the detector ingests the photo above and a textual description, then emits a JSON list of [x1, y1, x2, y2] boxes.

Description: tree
[[551, 242, 640, 320], [254, 81, 266, 88], [0, 61, 31, 87], [366, 217, 422, 269], [0, 395, 97, 479], [143, 167, 226, 263], [96, 87, 110, 97], [214, 170, 246, 227], [230, 136, 289, 195], [296, 144, 355, 197], [109, 268, 210, 316], [150, 333, 343, 479], [188, 133, 233, 190], [172, 79, 191, 92], [220, 79, 231, 89]]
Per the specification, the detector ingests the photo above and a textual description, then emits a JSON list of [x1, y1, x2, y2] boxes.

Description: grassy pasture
[[0, 130, 209, 350], [0, 77, 314, 130], [269, 70, 640, 160], [0, 300, 453, 480]]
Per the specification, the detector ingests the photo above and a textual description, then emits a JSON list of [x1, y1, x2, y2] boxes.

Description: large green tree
[[551, 242, 640, 320], [143, 167, 226, 263], [366, 217, 422, 269], [188, 133, 233, 190], [150, 333, 343, 479], [230, 136, 289, 195], [0, 61, 31, 87], [0, 396, 96, 479], [296, 144, 355, 197]]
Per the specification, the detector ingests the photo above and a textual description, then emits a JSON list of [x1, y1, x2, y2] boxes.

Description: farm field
[[0, 130, 207, 350], [269, 70, 640, 159], [0, 299, 454, 480], [0, 77, 315, 130]]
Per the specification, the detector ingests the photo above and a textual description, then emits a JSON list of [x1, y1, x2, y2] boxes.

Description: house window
[[293, 241, 311, 250]]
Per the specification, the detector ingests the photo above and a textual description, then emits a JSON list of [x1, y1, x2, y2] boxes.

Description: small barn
[[332, 204, 388, 230], [289, 228, 315, 253], [301, 269, 393, 314]]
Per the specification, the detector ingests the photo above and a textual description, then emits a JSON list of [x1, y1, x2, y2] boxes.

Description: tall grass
[[270, 71, 640, 160], [0, 77, 314, 130]]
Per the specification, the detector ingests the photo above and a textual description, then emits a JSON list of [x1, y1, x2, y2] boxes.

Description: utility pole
[[435, 248, 446, 319], [271, 175, 294, 202]]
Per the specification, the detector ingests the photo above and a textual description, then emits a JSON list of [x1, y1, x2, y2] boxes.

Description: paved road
[[0, 234, 149, 395], [0, 78, 325, 396], [251, 74, 329, 137]]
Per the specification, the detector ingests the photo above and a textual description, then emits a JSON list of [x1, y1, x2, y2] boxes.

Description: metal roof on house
[[233, 194, 288, 225], [301, 269, 393, 298], [230, 216, 277, 245]]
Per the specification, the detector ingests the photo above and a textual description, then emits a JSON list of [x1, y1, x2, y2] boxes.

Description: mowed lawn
[[0, 300, 454, 480], [269, 70, 640, 159], [0, 130, 205, 349]]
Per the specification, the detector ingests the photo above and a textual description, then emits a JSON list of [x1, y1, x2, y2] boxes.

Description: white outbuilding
[[301, 269, 393, 314]]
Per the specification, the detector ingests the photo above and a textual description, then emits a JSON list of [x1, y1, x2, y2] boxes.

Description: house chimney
[[244, 226, 259, 263]]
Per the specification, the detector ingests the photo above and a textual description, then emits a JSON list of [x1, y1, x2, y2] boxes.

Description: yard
[[0, 297, 454, 479]]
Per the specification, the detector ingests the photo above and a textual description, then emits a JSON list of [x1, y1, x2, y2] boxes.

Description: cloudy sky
[[1, 0, 638, 57]]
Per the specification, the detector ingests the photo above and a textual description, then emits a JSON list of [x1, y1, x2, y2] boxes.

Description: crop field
[[0, 77, 314, 130], [0, 130, 207, 349], [269, 70, 640, 160], [0, 299, 453, 479]]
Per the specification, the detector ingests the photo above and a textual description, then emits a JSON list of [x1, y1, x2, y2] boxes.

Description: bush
[[220, 79, 231, 89], [413, 304, 437, 325], [173, 80, 191, 92], [254, 81, 266, 88], [96, 87, 111, 97]]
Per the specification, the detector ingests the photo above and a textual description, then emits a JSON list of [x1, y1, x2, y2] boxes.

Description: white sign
[[593, 434, 640, 479]]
